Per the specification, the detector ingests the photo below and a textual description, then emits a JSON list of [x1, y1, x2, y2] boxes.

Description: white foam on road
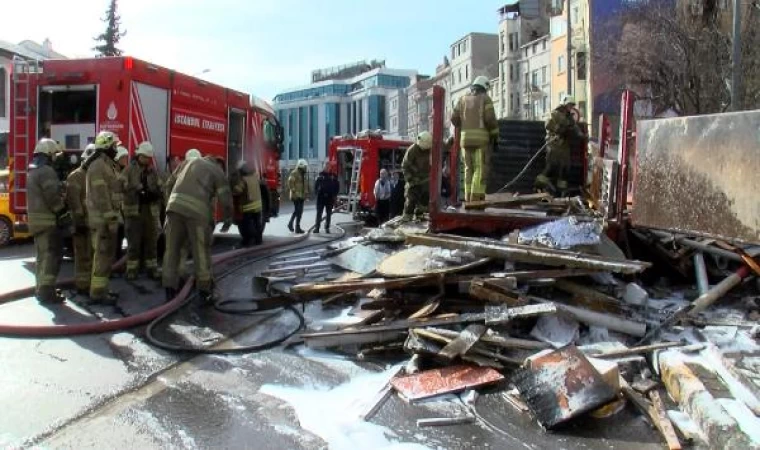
[[260, 365, 430, 450]]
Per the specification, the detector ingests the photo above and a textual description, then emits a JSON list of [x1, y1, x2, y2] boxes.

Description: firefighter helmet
[[82, 143, 96, 160], [114, 146, 129, 162], [473, 76, 490, 90], [562, 95, 576, 106], [95, 131, 119, 150], [185, 149, 202, 160], [33, 138, 58, 155], [297, 159, 308, 169], [135, 141, 154, 158], [417, 131, 433, 150]]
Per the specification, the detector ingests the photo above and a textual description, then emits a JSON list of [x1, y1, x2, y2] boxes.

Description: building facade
[[273, 61, 417, 168], [448, 33, 499, 123], [386, 88, 408, 138], [520, 34, 552, 120], [496, 1, 551, 119], [550, 0, 590, 119]]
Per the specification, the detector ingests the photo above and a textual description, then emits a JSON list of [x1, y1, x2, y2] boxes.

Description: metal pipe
[[693, 252, 710, 296], [407, 234, 650, 274], [648, 230, 743, 262], [689, 266, 752, 316]]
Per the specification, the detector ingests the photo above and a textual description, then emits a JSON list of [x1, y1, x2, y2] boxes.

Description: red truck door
[[129, 81, 169, 170]]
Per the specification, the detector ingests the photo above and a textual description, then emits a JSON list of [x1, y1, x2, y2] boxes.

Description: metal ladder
[[347, 148, 363, 213], [11, 57, 40, 213]]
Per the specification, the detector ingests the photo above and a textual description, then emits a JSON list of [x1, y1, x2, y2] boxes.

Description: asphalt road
[[0, 204, 664, 450]]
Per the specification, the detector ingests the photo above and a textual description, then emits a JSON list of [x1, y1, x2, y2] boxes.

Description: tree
[[600, 0, 759, 116], [93, 0, 126, 57]]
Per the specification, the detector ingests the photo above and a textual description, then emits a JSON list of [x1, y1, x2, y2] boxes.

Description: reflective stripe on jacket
[[451, 92, 499, 148], [166, 157, 232, 223], [232, 172, 263, 213]]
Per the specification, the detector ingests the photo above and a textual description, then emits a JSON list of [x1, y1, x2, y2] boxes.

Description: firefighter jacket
[[121, 160, 162, 218], [27, 155, 66, 235], [166, 157, 232, 224], [85, 151, 123, 229], [451, 91, 499, 149], [545, 106, 582, 153], [287, 168, 309, 201], [402, 144, 430, 187], [66, 167, 87, 229], [314, 171, 339, 203], [231, 172, 263, 213]]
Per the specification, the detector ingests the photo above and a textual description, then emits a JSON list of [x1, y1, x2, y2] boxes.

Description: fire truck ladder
[[11, 57, 41, 212], [347, 148, 363, 213]]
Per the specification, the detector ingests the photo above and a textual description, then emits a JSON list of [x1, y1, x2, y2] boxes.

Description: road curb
[[659, 351, 758, 449]]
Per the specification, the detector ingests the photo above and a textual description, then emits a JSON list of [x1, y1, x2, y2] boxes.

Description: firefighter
[[450, 75, 499, 203], [162, 149, 233, 302], [66, 144, 96, 295], [401, 131, 432, 222], [115, 146, 129, 171], [162, 149, 200, 283], [113, 145, 129, 260], [287, 159, 309, 234], [313, 161, 339, 233], [231, 160, 264, 247], [85, 131, 123, 304], [28, 138, 70, 303], [536, 95, 584, 194], [122, 141, 163, 280]]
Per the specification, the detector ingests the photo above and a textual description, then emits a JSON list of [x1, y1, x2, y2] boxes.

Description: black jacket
[[314, 171, 339, 202]]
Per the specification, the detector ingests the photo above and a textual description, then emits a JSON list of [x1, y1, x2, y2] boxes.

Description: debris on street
[[256, 211, 760, 449]]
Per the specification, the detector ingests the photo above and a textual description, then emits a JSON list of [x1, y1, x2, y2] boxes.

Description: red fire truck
[[328, 132, 411, 221], [8, 56, 282, 230]]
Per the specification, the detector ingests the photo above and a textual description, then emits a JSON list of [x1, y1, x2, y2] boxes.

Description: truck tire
[[0, 217, 12, 247]]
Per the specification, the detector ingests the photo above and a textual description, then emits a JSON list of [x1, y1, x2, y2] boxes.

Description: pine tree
[[93, 0, 126, 57]]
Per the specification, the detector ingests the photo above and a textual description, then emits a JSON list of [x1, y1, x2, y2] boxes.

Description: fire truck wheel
[[0, 217, 11, 247]]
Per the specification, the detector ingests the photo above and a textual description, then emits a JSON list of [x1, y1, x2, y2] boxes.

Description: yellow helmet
[[114, 146, 129, 162], [417, 131, 433, 150], [33, 138, 58, 155], [135, 141, 154, 158], [185, 149, 202, 160], [95, 131, 119, 150]]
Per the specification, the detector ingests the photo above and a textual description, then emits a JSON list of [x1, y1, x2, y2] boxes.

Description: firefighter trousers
[[90, 224, 117, 300], [125, 204, 160, 277], [463, 147, 486, 202], [537, 142, 570, 191], [239, 211, 262, 247], [34, 228, 62, 302], [72, 230, 92, 292], [162, 212, 214, 293], [403, 182, 429, 218]]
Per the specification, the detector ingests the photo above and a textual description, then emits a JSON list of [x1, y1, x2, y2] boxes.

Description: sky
[[3, 0, 512, 102]]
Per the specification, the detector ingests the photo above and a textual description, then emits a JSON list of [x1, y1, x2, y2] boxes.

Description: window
[[524, 73, 529, 90], [558, 55, 565, 73], [465, 64, 469, 80], [542, 96, 548, 114], [458, 69, 462, 83], [577, 52, 587, 81], [515, 94, 520, 111], [531, 70, 538, 87], [525, 48, 528, 57], [392, 117, 397, 129], [463, 40, 467, 53], [509, 94, 514, 112], [509, 64, 514, 81], [542, 40, 547, 51], [392, 98, 398, 110], [0, 68, 5, 118], [541, 66, 547, 84], [532, 43, 537, 54]]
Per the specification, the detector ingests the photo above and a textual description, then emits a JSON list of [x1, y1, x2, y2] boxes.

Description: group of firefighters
[[400, 75, 585, 218], [27, 131, 265, 305]]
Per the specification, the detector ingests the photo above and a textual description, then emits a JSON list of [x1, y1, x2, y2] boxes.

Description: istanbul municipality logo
[[107, 102, 118, 121]]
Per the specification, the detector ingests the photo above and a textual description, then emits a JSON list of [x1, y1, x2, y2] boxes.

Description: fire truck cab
[[328, 131, 411, 220], [9, 56, 282, 231]]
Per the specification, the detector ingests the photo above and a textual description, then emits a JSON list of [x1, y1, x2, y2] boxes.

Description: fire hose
[[0, 222, 347, 346]]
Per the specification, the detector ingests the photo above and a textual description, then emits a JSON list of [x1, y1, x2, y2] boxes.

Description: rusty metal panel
[[390, 365, 504, 402], [633, 111, 760, 244]]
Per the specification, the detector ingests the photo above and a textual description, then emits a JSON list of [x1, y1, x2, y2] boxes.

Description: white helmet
[[185, 149, 202, 160], [114, 146, 129, 162], [33, 138, 58, 156], [135, 141, 154, 158], [82, 143, 96, 160], [562, 95, 576, 106], [417, 131, 433, 150], [297, 159, 308, 169], [472, 76, 490, 90]]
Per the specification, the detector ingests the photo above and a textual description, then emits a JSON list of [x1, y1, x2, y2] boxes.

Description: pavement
[[0, 202, 666, 450]]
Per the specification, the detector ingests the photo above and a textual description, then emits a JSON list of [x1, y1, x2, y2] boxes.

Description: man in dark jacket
[[389, 171, 404, 219], [313, 161, 339, 233]]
